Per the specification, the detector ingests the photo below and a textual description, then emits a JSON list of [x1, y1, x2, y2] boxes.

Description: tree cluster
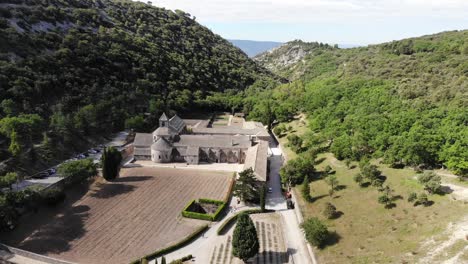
[[248, 31, 468, 178]]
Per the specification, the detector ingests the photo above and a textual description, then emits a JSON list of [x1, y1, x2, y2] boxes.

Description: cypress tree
[[259, 184, 266, 211], [160, 256, 166, 264], [102, 146, 122, 181], [301, 176, 311, 202], [232, 213, 259, 262]]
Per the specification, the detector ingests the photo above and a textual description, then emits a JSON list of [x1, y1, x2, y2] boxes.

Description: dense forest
[[0, 0, 276, 175], [245, 31, 467, 177]]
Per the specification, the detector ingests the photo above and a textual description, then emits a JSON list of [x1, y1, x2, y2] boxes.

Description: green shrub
[[301, 176, 312, 202], [301, 217, 330, 248], [41, 187, 66, 206], [322, 202, 337, 219], [407, 192, 417, 203], [58, 158, 97, 185], [169, 255, 192, 264], [198, 198, 224, 205]]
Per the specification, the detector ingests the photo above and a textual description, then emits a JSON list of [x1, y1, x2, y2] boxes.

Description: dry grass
[[295, 153, 467, 264], [276, 115, 468, 263], [212, 112, 230, 127]]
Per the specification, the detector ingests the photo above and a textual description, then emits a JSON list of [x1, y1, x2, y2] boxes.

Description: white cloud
[[148, 0, 468, 23], [139, 0, 468, 43]]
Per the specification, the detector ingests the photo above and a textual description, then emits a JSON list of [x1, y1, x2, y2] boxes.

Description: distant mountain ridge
[[228, 39, 283, 57], [229, 39, 361, 57]]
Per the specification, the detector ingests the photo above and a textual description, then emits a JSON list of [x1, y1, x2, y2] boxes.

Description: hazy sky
[[146, 0, 468, 45]]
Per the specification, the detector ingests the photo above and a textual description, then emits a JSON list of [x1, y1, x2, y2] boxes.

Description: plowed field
[[2, 167, 232, 264]]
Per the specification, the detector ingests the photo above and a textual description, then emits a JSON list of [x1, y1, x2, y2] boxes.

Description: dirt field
[[2, 167, 233, 264]]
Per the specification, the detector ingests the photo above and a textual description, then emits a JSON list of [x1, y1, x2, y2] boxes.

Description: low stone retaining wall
[[0, 243, 73, 264]]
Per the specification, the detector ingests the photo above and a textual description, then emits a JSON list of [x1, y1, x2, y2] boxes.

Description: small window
[[159, 155, 161, 159]]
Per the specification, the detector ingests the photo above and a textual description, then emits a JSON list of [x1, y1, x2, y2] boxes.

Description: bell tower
[[159, 112, 168, 127]]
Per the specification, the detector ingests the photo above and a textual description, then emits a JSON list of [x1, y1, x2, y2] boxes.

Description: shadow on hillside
[[336, 185, 347, 191], [322, 231, 341, 248], [311, 194, 328, 203], [89, 182, 135, 199], [16, 204, 90, 255], [314, 157, 326, 165], [439, 185, 453, 195], [331, 211, 344, 220], [0, 179, 100, 255], [113, 175, 152, 182]]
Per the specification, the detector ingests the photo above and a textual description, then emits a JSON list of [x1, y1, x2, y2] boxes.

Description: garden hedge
[[181, 198, 227, 221], [217, 209, 274, 235], [130, 225, 208, 264]]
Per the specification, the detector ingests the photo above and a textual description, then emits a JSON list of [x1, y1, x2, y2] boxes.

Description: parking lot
[[10, 131, 129, 192]]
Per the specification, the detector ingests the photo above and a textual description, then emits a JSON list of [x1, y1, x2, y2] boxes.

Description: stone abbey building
[[133, 113, 271, 181]]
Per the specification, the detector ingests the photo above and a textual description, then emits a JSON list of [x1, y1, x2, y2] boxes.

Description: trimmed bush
[[130, 225, 208, 264], [169, 255, 192, 264], [181, 198, 227, 221]]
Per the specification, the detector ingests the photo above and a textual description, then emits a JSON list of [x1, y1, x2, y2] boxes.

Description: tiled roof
[[174, 135, 252, 149], [169, 115, 185, 133], [154, 127, 170, 136], [151, 138, 172, 151], [159, 112, 168, 121], [134, 147, 150, 156], [243, 140, 269, 181], [192, 127, 270, 137], [134, 133, 153, 147]]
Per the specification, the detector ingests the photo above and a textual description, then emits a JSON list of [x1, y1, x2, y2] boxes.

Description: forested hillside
[[0, 0, 274, 174], [248, 31, 468, 176]]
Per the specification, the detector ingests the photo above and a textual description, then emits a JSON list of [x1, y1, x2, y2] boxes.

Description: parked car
[[268, 187, 273, 193], [32, 172, 48, 179], [47, 168, 56, 175], [287, 199, 295, 209], [88, 149, 98, 154]]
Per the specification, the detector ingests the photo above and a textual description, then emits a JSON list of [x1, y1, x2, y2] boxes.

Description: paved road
[[267, 144, 317, 264], [150, 142, 317, 264]]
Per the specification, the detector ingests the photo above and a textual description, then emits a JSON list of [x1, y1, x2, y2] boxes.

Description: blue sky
[[145, 0, 468, 45]]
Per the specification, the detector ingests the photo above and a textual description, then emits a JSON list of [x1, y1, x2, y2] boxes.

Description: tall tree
[[233, 168, 258, 202], [259, 184, 266, 211], [102, 147, 122, 181], [301, 176, 312, 202], [325, 174, 339, 196], [232, 213, 259, 262], [280, 154, 316, 186]]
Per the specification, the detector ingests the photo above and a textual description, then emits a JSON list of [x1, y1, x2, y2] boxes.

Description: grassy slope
[[278, 117, 467, 264]]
